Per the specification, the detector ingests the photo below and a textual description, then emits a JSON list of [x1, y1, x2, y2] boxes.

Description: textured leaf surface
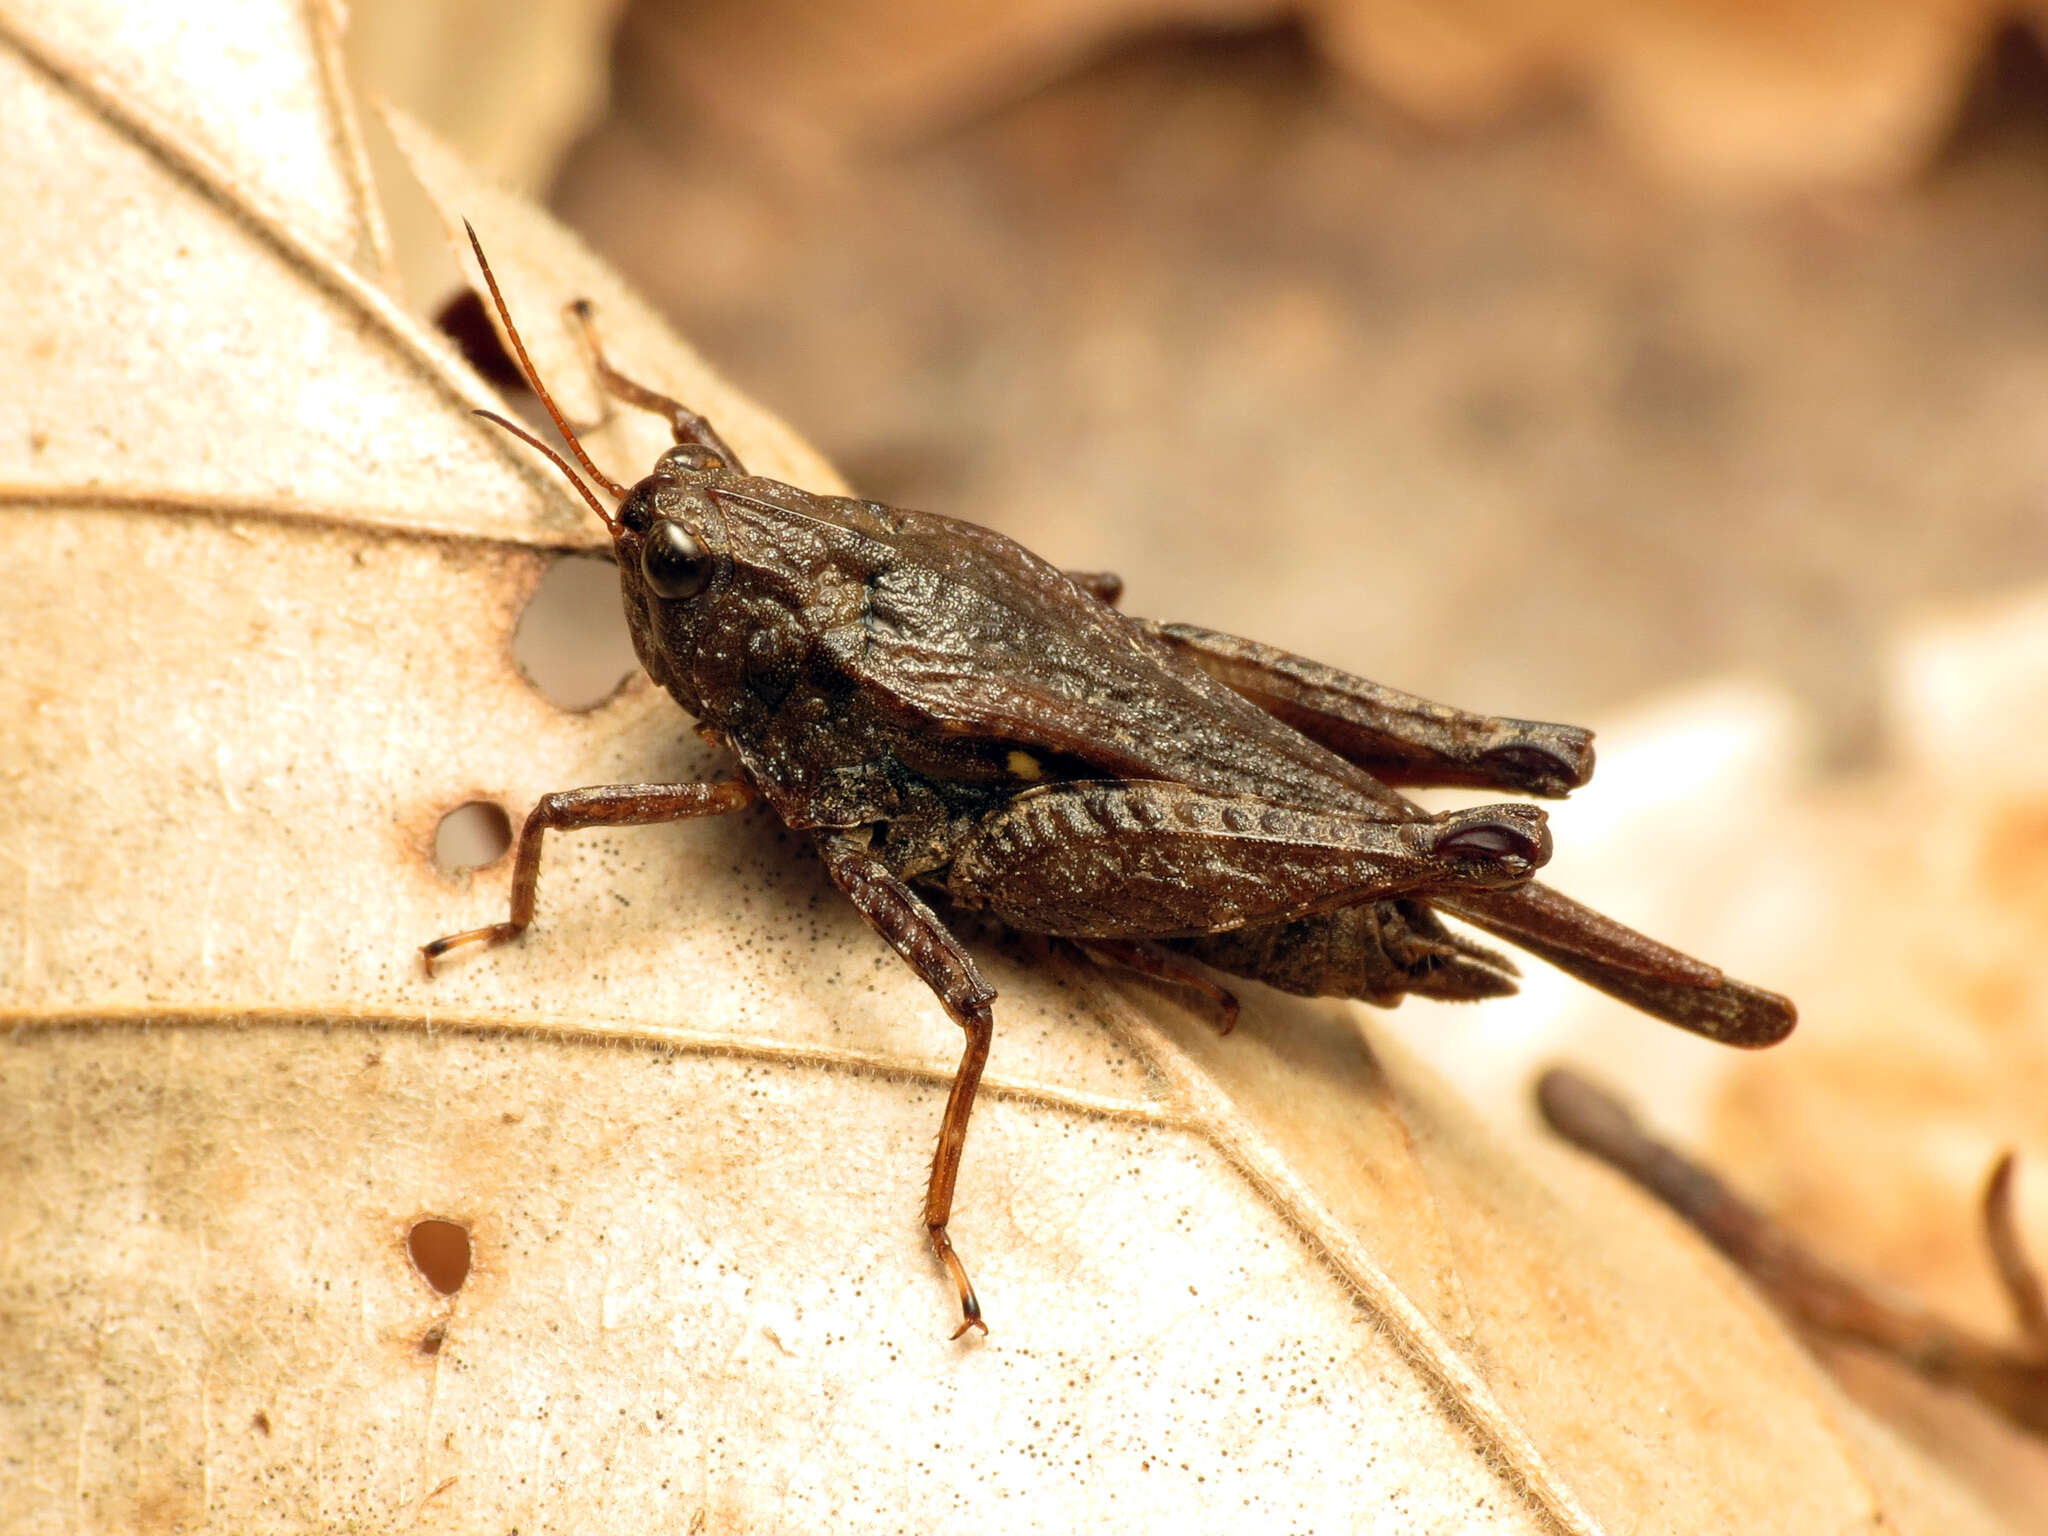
[[0, 5, 2015, 1532]]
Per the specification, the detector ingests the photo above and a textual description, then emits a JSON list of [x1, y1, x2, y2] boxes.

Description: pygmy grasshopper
[[424, 228, 1795, 1337]]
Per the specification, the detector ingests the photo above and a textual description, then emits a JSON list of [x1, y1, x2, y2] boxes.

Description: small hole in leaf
[[419, 1322, 448, 1356], [434, 288, 527, 393], [513, 556, 638, 711], [407, 1218, 472, 1295], [432, 802, 512, 876]]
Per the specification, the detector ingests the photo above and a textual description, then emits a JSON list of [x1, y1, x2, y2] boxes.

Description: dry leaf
[[0, 4, 2023, 1532], [1709, 588, 2048, 1321], [345, 0, 624, 197], [341, 0, 626, 308], [1690, 588, 2048, 1529]]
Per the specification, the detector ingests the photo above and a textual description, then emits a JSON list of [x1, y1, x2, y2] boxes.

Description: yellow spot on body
[[1006, 750, 1044, 781]]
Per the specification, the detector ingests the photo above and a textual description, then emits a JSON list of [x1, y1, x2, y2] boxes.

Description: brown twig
[[1536, 1066, 2048, 1439], [1985, 1151, 2048, 1356]]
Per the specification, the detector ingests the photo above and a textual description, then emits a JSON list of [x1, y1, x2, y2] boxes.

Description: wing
[[1134, 620, 1595, 798], [715, 485, 1413, 817]]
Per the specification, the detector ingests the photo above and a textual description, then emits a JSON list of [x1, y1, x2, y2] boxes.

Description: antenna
[[462, 221, 629, 510], [472, 410, 618, 533]]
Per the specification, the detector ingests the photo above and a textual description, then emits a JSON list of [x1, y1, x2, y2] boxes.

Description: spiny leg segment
[[816, 832, 997, 1338], [422, 780, 757, 973]]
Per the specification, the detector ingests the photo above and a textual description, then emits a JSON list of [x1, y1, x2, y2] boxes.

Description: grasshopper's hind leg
[[948, 780, 1548, 941], [816, 832, 998, 1338], [1440, 884, 1797, 1046], [566, 301, 747, 473]]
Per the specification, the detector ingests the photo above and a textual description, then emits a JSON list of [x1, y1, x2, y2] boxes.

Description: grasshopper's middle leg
[[1171, 900, 1519, 1008], [1078, 938, 1241, 1034], [816, 832, 998, 1338], [421, 780, 757, 973]]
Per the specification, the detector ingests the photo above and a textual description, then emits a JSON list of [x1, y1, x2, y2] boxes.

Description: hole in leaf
[[432, 802, 512, 876], [419, 1322, 448, 1356], [434, 287, 527, 393], [407, 1218, 472, 1295], [513, 556, 638, 711]]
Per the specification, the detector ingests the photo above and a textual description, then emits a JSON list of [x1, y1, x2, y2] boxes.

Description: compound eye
[[639, 520, 711, 600]]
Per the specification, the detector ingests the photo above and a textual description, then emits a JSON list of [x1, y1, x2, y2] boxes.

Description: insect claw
[[931, 1225, 988, 1338], [419, 922, 522, 976]]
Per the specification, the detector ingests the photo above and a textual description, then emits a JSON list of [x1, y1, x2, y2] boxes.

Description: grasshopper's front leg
[[567, 299, 748, 472], [421, 780, 757, 973], [1135, 620, 1594, 799], [815, 831, 997, 1338], [1064, 570, 1124, 607]]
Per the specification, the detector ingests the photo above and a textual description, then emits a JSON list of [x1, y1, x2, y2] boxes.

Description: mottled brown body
[[424, 228, 1794, 1335]]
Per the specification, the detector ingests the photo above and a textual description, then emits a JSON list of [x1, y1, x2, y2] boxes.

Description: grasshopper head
[[605, 450, 738, 708], [459, 226, 744, 714]]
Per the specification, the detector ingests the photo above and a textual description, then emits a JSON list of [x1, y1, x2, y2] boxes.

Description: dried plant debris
[[1540, 1066, 2048, 1440]]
